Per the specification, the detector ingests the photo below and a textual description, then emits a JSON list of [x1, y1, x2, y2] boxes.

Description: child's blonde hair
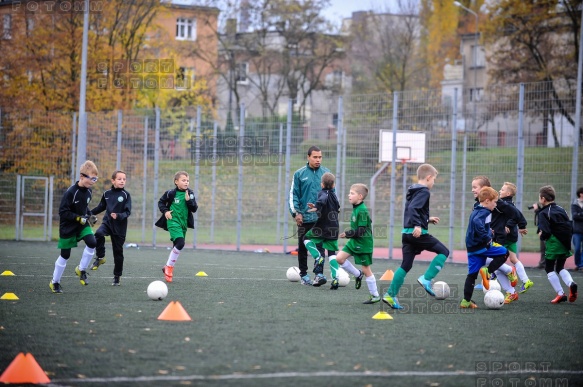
[[351, 183, 369, 200], [417, 164, 437, 180], [503, 182, 517, 197], [478, 186, 498, 202], [321, 172, 335, 190], [80, 160, 98, 176]]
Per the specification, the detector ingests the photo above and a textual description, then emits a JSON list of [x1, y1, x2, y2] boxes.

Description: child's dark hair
[[539, 185, 556, 202], [577, 186, 583, 197], [321, 172, 335, 190], [112, 170, 126, 179]]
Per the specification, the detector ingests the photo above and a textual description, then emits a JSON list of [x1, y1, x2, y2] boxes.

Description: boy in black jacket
[[304, 172, 340, 288], [50, 160, 99, 293], [382, 164, 449, 310], [537, 185, 577, 303], [90, 170, 132, 285], [155, 171, 198, 283]]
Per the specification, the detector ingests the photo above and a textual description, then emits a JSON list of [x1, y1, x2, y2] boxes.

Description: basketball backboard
[[378, 130, 426, 163]]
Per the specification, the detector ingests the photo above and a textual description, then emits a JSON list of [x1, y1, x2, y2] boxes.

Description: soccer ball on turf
[[286, 266, 301, 282], [147, 280, 168, 301], [484, 289, 505, 309], [482, 279, 501, 293], [337, 268, 350, 287], [432, 281, 450, 300]]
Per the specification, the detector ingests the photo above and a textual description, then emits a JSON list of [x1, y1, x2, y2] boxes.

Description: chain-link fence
[[0, 80, 581, 255]]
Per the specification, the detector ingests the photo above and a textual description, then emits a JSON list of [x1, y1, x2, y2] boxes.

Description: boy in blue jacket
[[461, 186, 509, 308]]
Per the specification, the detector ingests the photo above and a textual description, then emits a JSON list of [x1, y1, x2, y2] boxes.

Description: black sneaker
[[112, 276, 121, 286], [355, 270, 364, 290], [49, 281, 63, 294], [75, 265, 89, 286], [330, 278, 339, 290], [91, 257, 106, 271], [313, 256, 325, 274], [312, 274, 327, 287]]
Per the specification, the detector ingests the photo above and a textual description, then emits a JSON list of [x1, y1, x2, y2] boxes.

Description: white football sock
[[340, 260, 360, 277], [52, 256, 67, 283], [79, 247, 95, 271], [514, 260, 529, 283], [559, 269, 574, 287], [365, 275, 379, 297], [166, 247, 181, 267], [547, 272, 564, 295], [496, 271, 514, 293]]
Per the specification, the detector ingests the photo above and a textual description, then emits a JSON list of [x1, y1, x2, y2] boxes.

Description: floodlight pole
[[76, 0, 90, 172]]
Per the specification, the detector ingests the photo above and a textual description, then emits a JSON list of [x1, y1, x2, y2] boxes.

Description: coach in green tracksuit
[[289, 145, 330, 285]]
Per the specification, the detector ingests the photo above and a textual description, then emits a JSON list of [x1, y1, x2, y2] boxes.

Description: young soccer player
[[382, 164, 449, 310], [495, 182, 532, 298], [537, 185, 578, 303], [304, 172, 340, 288], [332, 183, 380, 304], [471, 176, 519, 295], [49, 160, 99, 293], [89, 170, 132, 286], [460, 186, 510, 308], [155, 171, 198, 283]]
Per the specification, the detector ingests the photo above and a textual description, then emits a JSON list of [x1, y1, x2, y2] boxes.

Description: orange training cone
[[157, 301, 192, 321], [379, 270, 394, 281], [0, 352, 50, 384]]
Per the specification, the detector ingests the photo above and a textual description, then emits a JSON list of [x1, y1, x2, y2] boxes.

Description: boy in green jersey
[[333, 183, 379, 304], [155, 171, 198, 283]]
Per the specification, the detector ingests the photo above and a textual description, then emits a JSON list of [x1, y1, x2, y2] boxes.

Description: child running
[[49, 160, 99, 293], [89, 170, 132, 286], [155, 171, 198, 283], [382, 164, 449, 310], [332, 184, 380, 304], [461, 186, 509, 308], [536, 185, 577, 303], [304, 172, 340, 288]]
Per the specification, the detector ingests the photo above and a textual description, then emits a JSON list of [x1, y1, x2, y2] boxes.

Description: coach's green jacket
[[288, 162, 330, 224]]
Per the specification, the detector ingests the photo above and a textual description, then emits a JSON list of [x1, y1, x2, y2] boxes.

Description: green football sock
[[388, 267, 407, 297], [329, 256, 339, 278], [304, 240, 321, 259], [424, 254, 447, 281]]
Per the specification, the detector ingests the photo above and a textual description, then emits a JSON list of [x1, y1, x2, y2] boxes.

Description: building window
[[470, 88, 483, 102], [176, 18, 196, 41], [176, 67, 195, 89], [332, 70, 344, 88], [235, 62, 248, 84], [471, 44, 485, 68], [3, 14, 12, 40]]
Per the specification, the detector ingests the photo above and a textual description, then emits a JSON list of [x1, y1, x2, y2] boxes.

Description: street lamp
[[453, 1, 479, 128], [453, 1, 479, 249]]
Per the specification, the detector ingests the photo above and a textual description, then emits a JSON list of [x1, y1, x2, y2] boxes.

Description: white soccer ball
[[337, 268, 350, 287], [482, 279, 502, 293], [432, 281, 450, 300], [484, 289, 505, 309], [147, 280, 168, 301], [286, 266, 301, 282]]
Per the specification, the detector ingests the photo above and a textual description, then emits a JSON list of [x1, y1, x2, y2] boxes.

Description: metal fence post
[[448, 89, 459, 260], [388, 92, 399, 259], [516, 83, 525, 255], [236, 103, 245, 251], [152, 108, 160, 247], [210, 121, 218, 243], [117, 110, 122, 170], [141, 116, 148, 243]]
